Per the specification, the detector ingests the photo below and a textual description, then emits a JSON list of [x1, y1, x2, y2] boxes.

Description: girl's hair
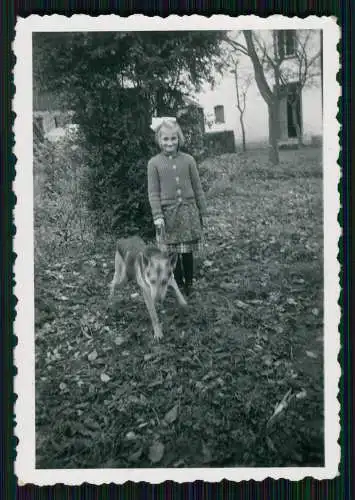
[[155, 119, 185, 148]]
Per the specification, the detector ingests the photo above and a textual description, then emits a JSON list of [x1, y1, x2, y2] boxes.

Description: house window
[[214, 105, 225, 124], [276, 30, 296, 58]]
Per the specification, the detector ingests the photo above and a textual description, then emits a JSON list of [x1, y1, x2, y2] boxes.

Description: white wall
[[302, 85, 323, 140], [198, 75, 270, 144]]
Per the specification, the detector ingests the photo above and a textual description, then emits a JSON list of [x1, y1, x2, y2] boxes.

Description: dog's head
[[139, 249, 178, 302]]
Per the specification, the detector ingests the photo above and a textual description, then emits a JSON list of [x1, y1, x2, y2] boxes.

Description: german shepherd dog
[[109, 236, 187, 339]]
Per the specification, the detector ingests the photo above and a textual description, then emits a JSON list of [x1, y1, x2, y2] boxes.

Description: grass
[[34, 147, 324, 469]]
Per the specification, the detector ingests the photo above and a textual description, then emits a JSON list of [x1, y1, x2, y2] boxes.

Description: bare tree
[[226, 30, 321, 164], [232, 60, 252, 152]]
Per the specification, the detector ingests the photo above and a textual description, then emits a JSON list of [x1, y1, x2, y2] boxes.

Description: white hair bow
[[150, 116, 177, 132]]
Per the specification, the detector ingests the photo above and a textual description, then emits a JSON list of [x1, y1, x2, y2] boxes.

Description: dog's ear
[[169, 253, 178, 269]]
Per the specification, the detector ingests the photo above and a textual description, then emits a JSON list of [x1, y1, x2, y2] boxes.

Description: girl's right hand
[[154, 217, 165, 228]]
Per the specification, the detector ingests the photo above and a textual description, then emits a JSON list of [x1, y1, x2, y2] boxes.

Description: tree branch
[[244, 30, 273, 103], [242, 91, 247, 113], [224, 36, 249, 56], [253, 32, 277, 70]]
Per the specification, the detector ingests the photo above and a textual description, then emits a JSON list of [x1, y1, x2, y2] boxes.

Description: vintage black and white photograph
[[14, 15, 340, 484]]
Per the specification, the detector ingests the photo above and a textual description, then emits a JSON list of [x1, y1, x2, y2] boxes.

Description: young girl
[[147, 117, 207, 296]]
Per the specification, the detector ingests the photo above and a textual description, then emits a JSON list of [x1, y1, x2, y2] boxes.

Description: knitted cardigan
[[147, 151, 207, 221]]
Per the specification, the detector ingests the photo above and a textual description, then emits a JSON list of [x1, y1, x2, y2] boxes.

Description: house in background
[[197, 30, 323, 150]]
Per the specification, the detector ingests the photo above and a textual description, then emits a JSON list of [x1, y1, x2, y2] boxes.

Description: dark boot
[[182, 252, 194, 296], [174, 254, 184, 288]]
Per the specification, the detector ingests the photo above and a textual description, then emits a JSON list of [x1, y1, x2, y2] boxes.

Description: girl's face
[[158, 127, 179, 155]]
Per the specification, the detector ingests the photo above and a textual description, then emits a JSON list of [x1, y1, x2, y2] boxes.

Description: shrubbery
[[75, 88, 157, 238], [204, 130, 236, 156], [34, 136, 93, 261]]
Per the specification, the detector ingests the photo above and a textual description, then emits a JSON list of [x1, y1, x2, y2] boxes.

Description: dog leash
[[156, 199, 182, 247], [156, 222, 166, 248]]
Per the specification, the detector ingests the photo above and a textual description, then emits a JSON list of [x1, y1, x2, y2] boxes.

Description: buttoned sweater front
[[147, 151, 207, 221]]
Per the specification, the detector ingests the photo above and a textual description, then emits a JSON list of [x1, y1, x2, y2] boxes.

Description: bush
[[73, 88, 156, 238], [33, 135, 95, 321], [178, 105, 207, 162], [34, 136, 93, 261], [204, 130, 236, 156]]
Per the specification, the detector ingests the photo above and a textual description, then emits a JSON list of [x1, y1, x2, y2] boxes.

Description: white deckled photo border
[[13, 14, 341, 485]]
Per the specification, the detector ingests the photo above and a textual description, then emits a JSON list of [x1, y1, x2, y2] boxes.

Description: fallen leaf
[[220, 282, 235, 291], [128, 395, 141, 404], [274, 325, 284, 334], [296, 389, 307, 400], [125, 431, 137, 440], [88, 350, 98, 361], [173, 459, 185, 467], [294, 278, 305, 284], [164, 404, 179, 424], [248, 299, 263, 305], [201, 441, 212, 463], [305, 350, 317, 359], [235, 299, 249, 309], [114, 335, 125, 346], [262, 355, 273, 367], [148, 379, 163, 388], [267, 389, 294, 426], [149, 441, 165, 463], [128, 448, 143, 462], [287, 298, 298, 305], [266, 436, 277, 452], [100, 373, 111, 383], [140, 394, 148, 405]]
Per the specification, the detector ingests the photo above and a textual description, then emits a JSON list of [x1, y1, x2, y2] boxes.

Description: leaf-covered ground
[[35, 147, 324, 468]]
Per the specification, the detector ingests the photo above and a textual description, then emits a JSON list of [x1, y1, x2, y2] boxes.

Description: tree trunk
[[240, 112, 246, 152], [291, 100, 303, 147], [244, 31, 280, 165], [268, 100, 280, 165]]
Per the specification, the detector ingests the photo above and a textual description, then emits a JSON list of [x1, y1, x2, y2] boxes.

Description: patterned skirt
[[156, 199, 204, 254]]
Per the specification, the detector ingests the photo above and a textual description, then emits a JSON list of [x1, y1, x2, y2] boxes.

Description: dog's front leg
[[142, 289, 163, 340], [109, 251, 126, 300], [169, 277, 188, 307]]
